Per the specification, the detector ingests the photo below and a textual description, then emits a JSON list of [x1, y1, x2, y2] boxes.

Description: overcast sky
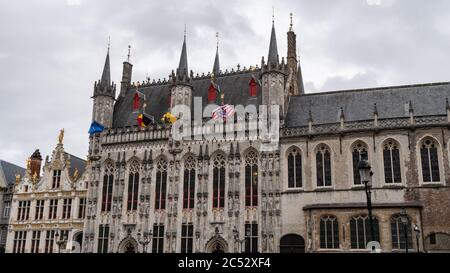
[[1, 0, 450, 167]]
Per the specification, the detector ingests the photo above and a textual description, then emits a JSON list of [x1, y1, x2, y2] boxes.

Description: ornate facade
[[7, 14, 448, 254], [5, 137, 87, 253]]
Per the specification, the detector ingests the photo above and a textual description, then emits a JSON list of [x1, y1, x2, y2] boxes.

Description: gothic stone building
[[83, 17, 450, 253], [5, 141, 87, 253]]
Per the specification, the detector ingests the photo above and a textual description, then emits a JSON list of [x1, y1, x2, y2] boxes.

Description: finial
[[289, 12, 293, 31], [107, 36, 111, 53], [272, 6, 275, 24], [184, 24, 187, 38], [127, 45, 131, 62], [216, 32, 219, 50]]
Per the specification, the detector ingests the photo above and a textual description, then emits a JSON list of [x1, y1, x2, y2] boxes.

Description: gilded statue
[[58, 128, 65, 144], [73, 168, 79, 180], [26, 158, 31, 170]]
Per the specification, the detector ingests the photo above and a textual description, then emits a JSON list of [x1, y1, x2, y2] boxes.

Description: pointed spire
[[235, 143, 241, 159], [268, 12, 279, 64], [177, 27, 189, 80], [148, 150, 153, 164], [228, 143, 234, 160], [308, 109, 313, 123], [339, 107, 345, 120], [198, 145, 203, 161], [213, 32, 220, 76], [298, 62, 305, 94], [100, 42, 111, 87], [204, 145, 210, 160]]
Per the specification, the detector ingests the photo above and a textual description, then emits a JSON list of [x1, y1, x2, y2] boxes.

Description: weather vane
[[216, 32, 219, 50], [272, 6, 275, 23], [290, 13, 293, 30], [127, 45, 131, 62]]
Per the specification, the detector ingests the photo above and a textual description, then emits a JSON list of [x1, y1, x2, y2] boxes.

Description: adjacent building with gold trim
[[5, 134, 87, 253]]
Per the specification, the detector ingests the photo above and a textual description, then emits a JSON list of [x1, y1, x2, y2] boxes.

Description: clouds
[[1, 0, 450, 166]]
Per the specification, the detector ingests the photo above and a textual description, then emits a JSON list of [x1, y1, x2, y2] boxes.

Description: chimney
[[30, 149, 42, 178]]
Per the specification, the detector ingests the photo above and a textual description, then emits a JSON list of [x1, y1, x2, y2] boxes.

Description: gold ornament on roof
[[15, 174, 21, 184], [58, 129, 65, 144], [32, 172, 38, 182], [26, 159, 31, 170], [73, 168, 79, 180]]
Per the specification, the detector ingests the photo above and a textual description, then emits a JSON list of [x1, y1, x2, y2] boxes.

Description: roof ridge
[[130, 67, 262, 89], [0, 159, 25, 169], [64, 152, 87, 162], [294, 81, 450, 98]]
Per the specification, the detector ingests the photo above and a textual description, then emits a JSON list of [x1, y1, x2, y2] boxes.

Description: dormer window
[[52, 170, 61, 189], [208, 83, 217, 103], [249, 78, 258, 97]]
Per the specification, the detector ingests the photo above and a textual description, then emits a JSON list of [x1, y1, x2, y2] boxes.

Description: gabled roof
[[0, 160, 25, 187], [64, 153, 86, 178], [286, 82, 450, 128]]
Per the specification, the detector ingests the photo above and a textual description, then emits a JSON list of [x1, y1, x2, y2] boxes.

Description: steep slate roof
[[177, 36, 189, 79], [100, 51, 111, 87], [286, 82, 450, 128], [112, 71, 262, 128], [0, 160, 25, 187], [268, 22, 279, 64], [64, 153, 87, 178]]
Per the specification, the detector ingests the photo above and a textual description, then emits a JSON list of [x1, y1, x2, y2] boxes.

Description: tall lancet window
[[287, 147, 302, 188], [183, 156, 196, 209], [155, 159, 168, 210], [213, 154, 226, 209], [352, 142, 368, 185], [245, 150, 258, 207], [127, 160, 140, 211], [101, 161, 114, 212], [383, 140, 402, 184], [316, 145, 332, 187], [420, 138, 441, 183]]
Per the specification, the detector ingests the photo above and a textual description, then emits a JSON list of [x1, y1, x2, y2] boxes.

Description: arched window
[[213, 154, 226, 209], [101, 161, 114, 212], [127, 160, 140, 211], [352, 142, 368, 185], [183, 156, 196, 209], [287, 148, 302, 188], [280, 234, 305, 253], [350, 215, 380, 249], [320, 216, 339, 249], [316, 145, 332, 187], [383, 140, 402, 184], [391, 214, 413, 251], [420, 138, 440, 183], [245, 150, 258, 207], [155, 159, 168, 210]]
